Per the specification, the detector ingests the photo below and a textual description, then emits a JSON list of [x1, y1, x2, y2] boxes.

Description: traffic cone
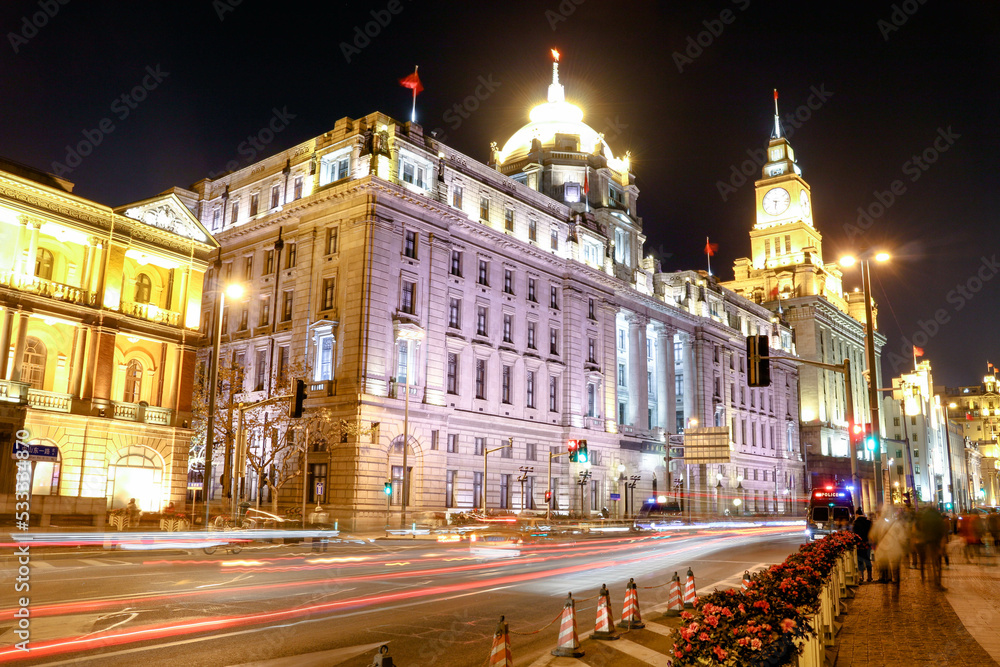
[[489, 615, 513, 667], [551, 592, 584, 657], [665, 572, 683, 616], [618, 578, 645, 629], [593, 584, 619, 640], [742, 570, 751, 591], [683, 567, 697, 608]]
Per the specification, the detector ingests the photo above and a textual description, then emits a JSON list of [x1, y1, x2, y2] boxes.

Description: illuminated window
[[450, 250, 462, 277], [526, 371, 536, 408], [550, 227, 559, 250], [404, 230, 417, 258], [322, 277, 336, 311], [293, 176, 303, 200], [475, 359, 486, 399], [134, 273, 152, 303], [326, 227, 338, 255], [528, 218, 537, 242], [21, 337, 46, 389], [258, 295, 271, 327], [479, 195, 490, 221], [35, 248, 54, 281], [124, 359, 143, 402], [264, 249, 274, 274], [270, 184, 280, 209], [447, 353, 458, 394], [285, 244, 297, 268], [448, 299, 461, 329], [504, 206, 514, 231], [527, 321, 536, 349], [452, 184, 463, 209], [281, 291, 293, 321], [231, 200, 239, 224], [249, 193, 259, 217]]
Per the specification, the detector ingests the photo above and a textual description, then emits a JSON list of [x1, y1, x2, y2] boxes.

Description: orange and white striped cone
[[489, 615, 513, 667], [618, 578, 645, 629], [665, 572, 683, 616], [593, 583, 619, 640], [742, 570, 751, 591], [683, 567, 697, 608], [551, 592, 584, 657]]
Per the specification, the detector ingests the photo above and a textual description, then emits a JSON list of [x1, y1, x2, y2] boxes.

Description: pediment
[[114, 193, 217, 246]]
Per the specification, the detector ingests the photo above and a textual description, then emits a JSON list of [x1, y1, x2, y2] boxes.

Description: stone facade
[[938, 369, 1000, 506]]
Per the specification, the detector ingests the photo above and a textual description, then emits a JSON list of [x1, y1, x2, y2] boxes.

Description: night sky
[[2, 1, 998, 386]]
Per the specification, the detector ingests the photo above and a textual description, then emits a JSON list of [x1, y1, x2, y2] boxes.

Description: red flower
[[721, 607, 733, 618], [675, 650, 684, 658], [713, 646, 728, 661], [705, 615, 719, 628], [751, 638, 763, 650], [681, 611, 693, 620], [781, 618, 796, 633], [699, 632, 710, 641]]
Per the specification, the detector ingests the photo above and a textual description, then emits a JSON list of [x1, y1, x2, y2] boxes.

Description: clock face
[[800, 190, 811, 215], [762, 187, 790, 216]]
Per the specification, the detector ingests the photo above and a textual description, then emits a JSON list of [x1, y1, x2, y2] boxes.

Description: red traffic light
[[545, 490, 552, 501]]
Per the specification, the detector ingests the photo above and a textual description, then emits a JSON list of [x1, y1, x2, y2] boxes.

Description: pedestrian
[[958, 513, 985, 562], [163, 501, 176, 516], [871, 508, 908, 588], [988, 511, 1000, 558], [852, 508, 873, 583], [126, 498, 141, 529], [915, 507, 947, 589]]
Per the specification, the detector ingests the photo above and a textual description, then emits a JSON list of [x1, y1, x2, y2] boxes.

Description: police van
[[806, 486, 854, 540]]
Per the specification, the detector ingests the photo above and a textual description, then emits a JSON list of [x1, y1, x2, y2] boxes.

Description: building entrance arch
[[107, 445, 164, 512]]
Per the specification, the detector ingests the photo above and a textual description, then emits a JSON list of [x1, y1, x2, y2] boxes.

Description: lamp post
[[518, 466, 533, 511], [202, 277, 244, 529], [840, 251, 890, 508], [716, 472, 724, 516], [628, 475, 641, 517], [577, 470, 592, 517], [617, 464, 626, 519], [483, 438, 513, 510]]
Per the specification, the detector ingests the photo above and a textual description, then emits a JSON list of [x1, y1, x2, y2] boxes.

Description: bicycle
[[203, 541, 242, 555], [204, 515, 245, 554]]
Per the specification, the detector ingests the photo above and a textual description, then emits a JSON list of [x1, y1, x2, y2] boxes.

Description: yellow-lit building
[[0, 158, 216, 524], [940, 367, 1000, 506]]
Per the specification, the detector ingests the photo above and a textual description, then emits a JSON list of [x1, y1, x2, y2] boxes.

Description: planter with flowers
[[108, 507, 131, 531], [669, 530, 861, 666], [160, 514, 190, 532]]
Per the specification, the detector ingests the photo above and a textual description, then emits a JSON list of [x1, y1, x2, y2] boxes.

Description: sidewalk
[[834, 557, 1000, 666]]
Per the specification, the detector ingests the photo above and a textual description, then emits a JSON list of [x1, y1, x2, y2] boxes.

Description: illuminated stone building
[[192, 55, 803, 527], [0, 158, 215, 522], [720, 100, 885, 509], [939, 367, 1000, 506]]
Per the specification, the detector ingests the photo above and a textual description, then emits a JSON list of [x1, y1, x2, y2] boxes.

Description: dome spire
[[771, 88, 783, 140], [548, 48, 565, 103]]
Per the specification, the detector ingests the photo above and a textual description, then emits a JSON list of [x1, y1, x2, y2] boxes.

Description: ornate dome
[[497, 51, 616, 165]]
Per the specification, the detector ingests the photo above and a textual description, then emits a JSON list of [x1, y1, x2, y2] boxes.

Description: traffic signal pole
[[546, 450, 568, 521], [483, 438, 513, 510]]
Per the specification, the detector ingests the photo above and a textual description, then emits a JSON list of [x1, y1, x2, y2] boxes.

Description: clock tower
[[750, 90, 823, 272]]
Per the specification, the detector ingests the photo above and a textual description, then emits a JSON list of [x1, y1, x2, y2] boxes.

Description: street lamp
[[628, 475, 641, 517], [202, 274, 244, 529], [840, 250, 890, 508], [483, 438, 513, 510], [517, 466, 534, 511]]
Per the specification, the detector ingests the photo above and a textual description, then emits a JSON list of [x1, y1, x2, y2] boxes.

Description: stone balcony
[[119, 300, 181, 327], [0, 270, 95, 306], [11, 385, 175, 426]]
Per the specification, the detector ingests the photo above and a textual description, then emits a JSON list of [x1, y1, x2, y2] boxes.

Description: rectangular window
[[587, 383, 596, 417], [550, 227, 559, 250], [526, 371, 536, 408], [528, 218, 537, 242], [527, 278, 537, 302], [479, 195, 490, 221], [233, 352, 245, 390], [475, 437, 485, 456], [250, 192, 259, 217], [475, 359, 486, 399], [212, 207, 221, 230], [447, 353, 458, 394], [785, 234, 791, 253], [401, 281, 416, 315], [473, 472, 482, 509], [319, 337, 333, 381], [277, 345, 288, 388], [503, 269, 514, 294], [588, 298, 595, 319], [476, 306, 488, 337], [764, 239, 770, 257], [504, 206, 514, 231], [265, 249, 274, 274], [478, 259, 489, 285], [527, 321, 536, 349], [549, 376, 558, 412], [404, 230, 417, 258], [337, 157, 350, 180], [500, 473, 510, 509], [322, 277, 336, 311], [286, 244, 297, 268], [618, 363, 626, 387], [255, 349, 267, 391], [270, 184, 280, 209], [446, 470, 456, 508], [244, 255, 253, 280], [281, 291, 293, 321], [238, 304, 248, 331], [231, 201, 239, 225], [447, 433, 458, 453], [502, 364, 512, 404], [221, 306, 229, 333], [258, 295, 271, 327], [526, 442, 536, 461], [549, 327, 558, 355], [550, 286, 559, 309], [396, 341, 409, 384], [588, 338, 596, 363], [450, 250, 462, 277], [401, 161, 415, 184], [448, 298, 461, 329], [503, 313, 513, 343], [326, 227, 338, 255], [431, 430, 439, 451], [293, 175, 303, 200], [452, 184, 463, 209]]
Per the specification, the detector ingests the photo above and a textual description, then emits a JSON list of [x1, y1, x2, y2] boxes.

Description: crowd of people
[[850, 505, 1000, 590]]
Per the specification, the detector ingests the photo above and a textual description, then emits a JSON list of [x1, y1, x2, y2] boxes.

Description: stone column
[[656, 324, 674, 431], [88, 329, 118, 401], [69, 325, 89, 396], [24, 219, 41, 277], [626, 313, 648, 429], [11, 217, 27, 273], [682, 332, 697, 427], [9, 312, 30, 381], [0, 309, 13, 380]]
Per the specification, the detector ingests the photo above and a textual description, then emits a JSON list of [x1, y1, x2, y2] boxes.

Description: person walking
[[853, 508, 874, 583], [916, 507, 947, 589], [871, 508, 908, 588], [126, 498, 141, 529]]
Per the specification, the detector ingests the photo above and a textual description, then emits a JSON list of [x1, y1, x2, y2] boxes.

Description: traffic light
[[863, 423, 876, 452], [545, 490, 552, 502], [290, 379, 307, 418], [577, 440, 588, 464], [746, 335, 771, 387], [568, 439, 580, 462], [383, 481, 393, 496]]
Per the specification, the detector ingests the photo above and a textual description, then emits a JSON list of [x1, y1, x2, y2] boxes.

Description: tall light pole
[[202, 273, 244, 529], [483, 438, 513, 510], [841, 251, 890, 508]]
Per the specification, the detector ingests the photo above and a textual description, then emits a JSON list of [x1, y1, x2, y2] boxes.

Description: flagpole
[[411, 66, 418, 123], [706, 236, 712, 276]]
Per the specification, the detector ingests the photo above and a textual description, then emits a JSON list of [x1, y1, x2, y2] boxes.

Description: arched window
[[35, 248, 54, 280], [124, 359, 143, 403], [135, 273, 152, 303], [21, 337, 46, 389]]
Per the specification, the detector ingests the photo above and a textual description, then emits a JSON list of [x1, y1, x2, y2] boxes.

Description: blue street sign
[[610, 493, 621, 500], [11, 443, 59, 462]]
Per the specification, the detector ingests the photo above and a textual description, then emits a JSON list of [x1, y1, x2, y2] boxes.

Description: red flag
[[913, 346, 924, 357], [399, 68, 423, 94], [583, 170, 589, 194], [769, 284, 780, 298], [704, 239, 718, 256]]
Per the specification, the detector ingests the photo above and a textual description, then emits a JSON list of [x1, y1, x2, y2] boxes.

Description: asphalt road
[[1, 526, 806, 666]]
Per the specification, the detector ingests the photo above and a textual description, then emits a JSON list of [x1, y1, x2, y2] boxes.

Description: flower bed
[[671, 530, 861, 666]]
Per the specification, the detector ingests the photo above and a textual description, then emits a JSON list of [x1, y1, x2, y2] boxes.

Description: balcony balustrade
[[0, 271, 94, 306], [119, 300, 180, 327]]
